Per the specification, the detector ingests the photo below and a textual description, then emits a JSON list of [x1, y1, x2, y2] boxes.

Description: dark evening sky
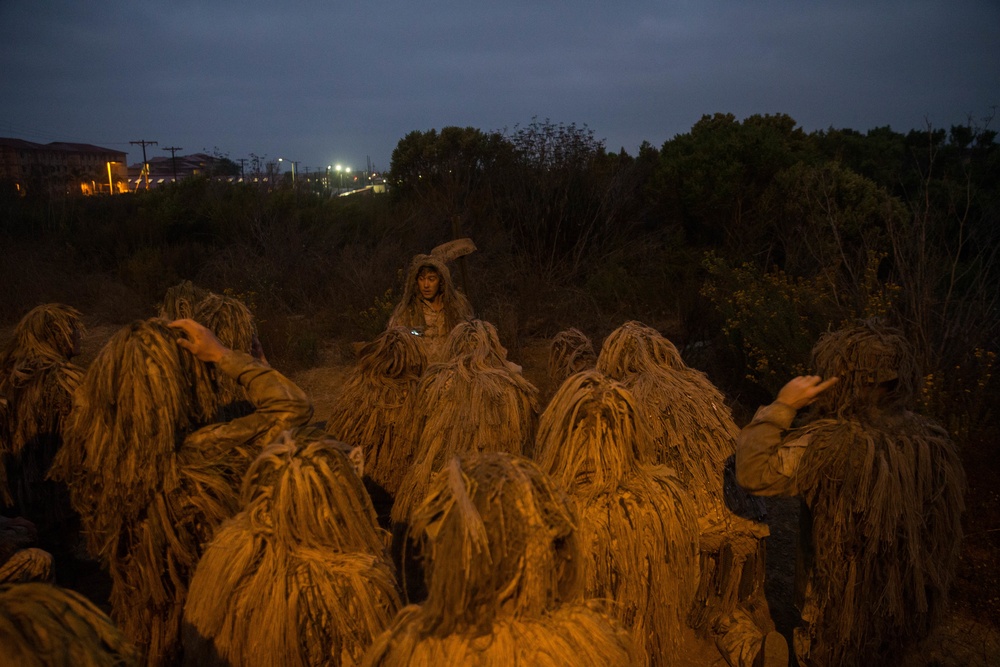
[[2, 0, 997, 175]]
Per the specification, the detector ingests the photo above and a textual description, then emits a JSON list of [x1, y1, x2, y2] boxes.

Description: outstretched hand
[[776, 375, 839, 411], [169, 319, 228, 363]]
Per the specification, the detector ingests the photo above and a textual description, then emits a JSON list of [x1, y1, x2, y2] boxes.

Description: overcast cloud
[[2, 0, 996, 173]]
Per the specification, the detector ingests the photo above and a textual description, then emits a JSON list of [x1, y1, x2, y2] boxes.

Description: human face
[[417, 268, 442, 301]]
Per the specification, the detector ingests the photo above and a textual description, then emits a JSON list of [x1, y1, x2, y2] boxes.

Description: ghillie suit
[[737, 321, 966, 667], [363, 453, 636, 667], [0, 304, 83, 547], [158, 280, 210, 320], [192, 292, 259, 422], [325, 327, 427, 519], [534, 370, 700, 666], [387, 253, 473, 363], [0, 516, 52, 584], [0, 581, 138, 666], [50, 318, 311, 667], [390, 319, 539, 533], [183, 428, 402, 666], [596, 321, 775, 664], [546, 328, 596, 396]]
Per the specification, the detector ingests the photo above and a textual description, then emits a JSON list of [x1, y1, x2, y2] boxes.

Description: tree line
[[2, 112, 997, 445]]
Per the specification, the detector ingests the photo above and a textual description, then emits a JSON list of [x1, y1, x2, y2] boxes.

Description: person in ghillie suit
[[363, 452, 637, 667], [0, 304, 84, 553], [182, 427, 402, 667], [325, 327, 427, 522], [596, 321, 782, 667], [50, 318, 312, 667], [534, 370, 700, 666], [735, 320, 966, 667], [387, 253, 473, 363]]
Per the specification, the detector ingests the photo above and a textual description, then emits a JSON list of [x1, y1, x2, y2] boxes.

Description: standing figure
[[597, 321, 782, 667], [534, 370, 700, 666], [50, 319, 312, 666], [363, 452, 636, 666], [387, 254, 473, 363], [0, 304, 83, 551], [736, 321, 965, 666], [183, 428, 402, 667]]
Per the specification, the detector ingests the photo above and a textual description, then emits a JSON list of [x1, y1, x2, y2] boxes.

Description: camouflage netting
[[0, 582, 138, 667], [389, 320, 539, 531], [363, 453, 636, 666], [49, 319, 250, 667], [325, 327, 427, 497], [0, 304, 83, 533], [546, 328, 596, 394], [183, 428, 402, 667], [596, 321, 770, 632], [534, 370, 700, 666], [791, 321, 967, 666], [191, 292, 258, 422]]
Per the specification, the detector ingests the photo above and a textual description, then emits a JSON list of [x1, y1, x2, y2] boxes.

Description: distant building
[[128, 152, 239, 189], [0, 137, 128, 196]]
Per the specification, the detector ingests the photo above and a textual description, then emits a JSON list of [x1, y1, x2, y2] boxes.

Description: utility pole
[[237, 158, 247, 182], [130, 139, 158, 190], [162, 146, 182, 183]]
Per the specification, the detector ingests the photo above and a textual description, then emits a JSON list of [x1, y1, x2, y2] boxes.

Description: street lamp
[[278, 157, 298, 185], [335, 164, 352, 191]]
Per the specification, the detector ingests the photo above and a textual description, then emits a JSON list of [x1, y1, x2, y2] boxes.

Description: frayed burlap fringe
[[808, 319, 919, 418], [390, 321, 539, 530], [535, 370, 700, 666], [0, 581, 138, 667], [364, 604, 635, 667], [596, 321, 770, 632], [158, 280, 209, 321], [326, 328, 427, 496], [50, 319, 247, 667], [0, 304, 83, 512], [183, 430, 402, 666], [547, 328, 597, 390], [365, 453, 635, 666], [191, 292, 258, 422], [794, 415, 965, 666]]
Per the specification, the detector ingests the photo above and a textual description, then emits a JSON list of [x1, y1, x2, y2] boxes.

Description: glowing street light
[[277, 157, 299, 185], [335, 163, 351, 190]]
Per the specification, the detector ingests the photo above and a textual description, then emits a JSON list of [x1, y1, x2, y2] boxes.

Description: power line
[[130, 140, 158, 190], [162, 146, 183, 183]]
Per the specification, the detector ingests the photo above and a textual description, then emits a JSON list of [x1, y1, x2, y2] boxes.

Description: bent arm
[[187, 351, 313, 456], [735, 401, 805, 497]]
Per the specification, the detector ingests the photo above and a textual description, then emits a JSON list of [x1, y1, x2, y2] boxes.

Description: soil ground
[[6, 328, 999, 666]]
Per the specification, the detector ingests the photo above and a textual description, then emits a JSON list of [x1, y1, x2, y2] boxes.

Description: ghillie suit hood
[[596, 321, 770, 632], [183, 428, 402, 667], [49, 319, 250, 666], [325, 327, 427, 497], [363, 453, 636, 666], [0, 304, 83, 525], [0, 582, 138, 667], [546, 328, 596, 397], [387, 254, 473, 362], [535, 370, 700, 665], [191, 292, 258, 422], [390, 320, 539, 532], [158, 280, 209, 321], [791, 321, 966, 666]]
